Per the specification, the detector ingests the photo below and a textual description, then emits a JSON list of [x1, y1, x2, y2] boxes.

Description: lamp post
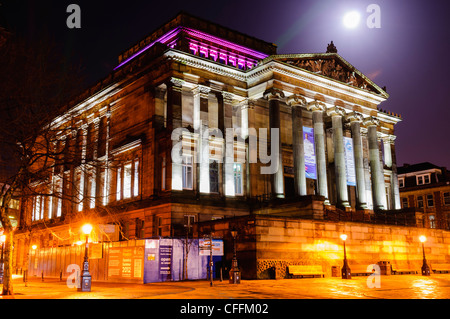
[[340, 234, 351, 279], [79, 223, 93, 292], [0, 235, 5, 284], [229, 227, 241, 284], [419, 235, 430, 276], [209, 232, 214, 287]]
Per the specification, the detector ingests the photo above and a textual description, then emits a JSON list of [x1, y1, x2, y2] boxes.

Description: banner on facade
[[159, 238, 173, 281], [343, 136, 356, 186], [303, 126, 317, 179]]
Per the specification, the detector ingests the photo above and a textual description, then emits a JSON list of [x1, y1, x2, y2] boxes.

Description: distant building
[[398, 162, 450, 229]]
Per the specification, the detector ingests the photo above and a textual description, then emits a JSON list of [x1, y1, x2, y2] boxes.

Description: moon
[[343, 11, 361, 29]]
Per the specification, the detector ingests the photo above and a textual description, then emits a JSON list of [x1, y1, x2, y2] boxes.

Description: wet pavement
[[2, 274, 450, 299]]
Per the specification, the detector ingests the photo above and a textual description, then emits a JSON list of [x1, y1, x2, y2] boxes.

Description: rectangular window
[[234, 163, 243, 195], [100, 169, 107, 206], [182, 156, 193, 190], [34, 196, 41, 221], [161, 155, 166, 190], [33, 195, 44, 221], [134, 159, 139, 197], [53, 176, 62, 218], [417, 174, 431, 185], [429, 215, 436, 228], [401, 197, 408, 208], [209, 161, 219, 193], [157, 216, 163, 237], [183, 215, 195, 235], [444, 192, 450, 206], [427, 194, 434, 207], [398, 177, 405, 188], [123, 163, 132, 199], [116, 167, 122, 201], [76, 170, 83, 212], [417, 195, 424, 209], [89, 174, 96, 209]]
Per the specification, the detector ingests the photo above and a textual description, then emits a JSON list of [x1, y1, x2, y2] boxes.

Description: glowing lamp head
[[32, 244, 37, 250], [340, 234, 348, 241], [0, 235, 5, 243], [343, 11, 361, 29], [81, 223, 93, 235], [419, 235, 427, 243], [76, 240, 83, 246]]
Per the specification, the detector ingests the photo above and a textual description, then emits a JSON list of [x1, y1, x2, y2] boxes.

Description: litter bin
[[378, 261, 391, 275]]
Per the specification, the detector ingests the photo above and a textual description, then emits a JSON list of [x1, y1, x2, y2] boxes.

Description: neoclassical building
[[14, 12, 403, 272]]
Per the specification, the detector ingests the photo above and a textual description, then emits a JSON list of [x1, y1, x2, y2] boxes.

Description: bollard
[[41, 271, 44, 282], [60, 269, 63, 281]]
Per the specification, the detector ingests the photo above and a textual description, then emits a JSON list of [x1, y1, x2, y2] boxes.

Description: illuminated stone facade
[[13, 12, 405, 274]]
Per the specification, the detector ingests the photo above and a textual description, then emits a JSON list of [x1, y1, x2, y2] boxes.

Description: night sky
[[1, 0, 450, 168]]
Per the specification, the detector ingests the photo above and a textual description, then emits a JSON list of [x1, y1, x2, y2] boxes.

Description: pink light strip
[[114, 27, 182, 70], [113, 26, 269, 70], [183, 27, 269, 60]]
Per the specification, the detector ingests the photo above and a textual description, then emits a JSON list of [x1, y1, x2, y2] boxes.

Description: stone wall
[[199, 215, 450, 280], [254, 215, 450, 279]]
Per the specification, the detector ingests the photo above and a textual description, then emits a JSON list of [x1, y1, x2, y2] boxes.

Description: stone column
[[263, 88, 285, 198], [222, 92, 235, 196], [167, 78, 184, 191], [198, 85, 211, 193], [346, 112, 367, 209], [79, 123, 89, 211], [287, 94, 307, 196], [364, 116, 387, 210], [383, 135, 393, 169], [306, 101, 328, 201], [103, 110, 111, 204], [388, 136, 401, 209], [328, 106, 350, 208]]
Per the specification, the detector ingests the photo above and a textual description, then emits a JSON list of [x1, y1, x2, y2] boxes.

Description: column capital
[[222, 91, 235, 104], [327, 106, 346, 117], [363, 116, 380, 127], [169, 77, 185, 92], [239, 98, 256, 110], [80, 123, 89, 132], [192, 84, 211, 99], [345, 111, 364, 123], [388, 135, 397, 145], [286, 94, 306, 107], [306, 100, 326, 112], [263, 88, 284, 101]]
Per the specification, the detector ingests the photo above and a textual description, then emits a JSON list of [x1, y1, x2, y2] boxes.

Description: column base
[[356, 203, 368, 210], [337, 201, 351, 209]]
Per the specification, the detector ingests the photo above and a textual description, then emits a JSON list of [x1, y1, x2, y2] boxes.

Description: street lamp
[[419, 235, 431, 276], [79, 223, 93, 292], [0, 235, 5, 284], [229, 227, 241, 284], [340, 234, 351, 279], [209, 232, 214, 287]]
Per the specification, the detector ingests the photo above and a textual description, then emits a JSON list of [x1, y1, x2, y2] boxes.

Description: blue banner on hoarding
[[144, 238, 223, 284], [303, 126, 317, 179], [159, 238, 173, 281], [343, 137, 356, 186]]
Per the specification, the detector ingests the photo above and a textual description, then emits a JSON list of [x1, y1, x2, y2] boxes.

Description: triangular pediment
[[272, 53, 388, 98]]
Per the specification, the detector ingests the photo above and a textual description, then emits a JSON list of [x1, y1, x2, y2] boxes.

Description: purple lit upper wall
[[114, 27, 270, 71]]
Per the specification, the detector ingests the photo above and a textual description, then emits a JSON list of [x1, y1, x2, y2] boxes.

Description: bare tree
[[0, 32, 95, 295]]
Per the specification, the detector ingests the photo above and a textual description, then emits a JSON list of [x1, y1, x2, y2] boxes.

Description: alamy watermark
[[171, 125, 281, 175]]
